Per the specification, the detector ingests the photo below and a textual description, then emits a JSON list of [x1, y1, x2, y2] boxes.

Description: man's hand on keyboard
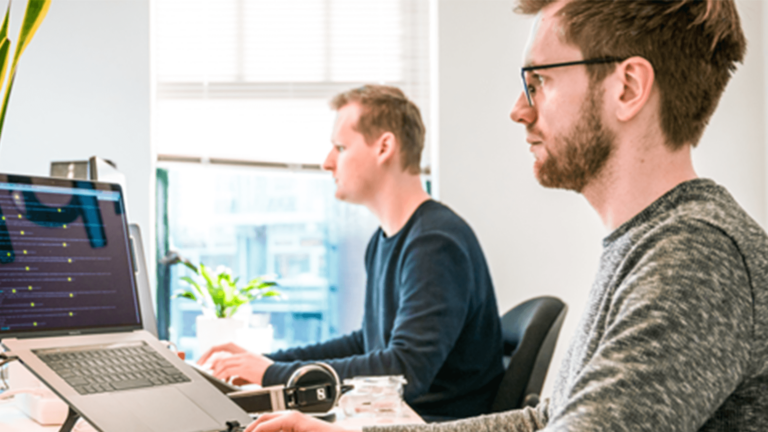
[[197, 343, 273, 385], [198, 343, 244, 365]]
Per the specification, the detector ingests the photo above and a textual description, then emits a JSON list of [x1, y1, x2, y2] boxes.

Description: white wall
[[694, 0, 765, 226], [435, 0, 766, 398], [0, 0, 152, 263]]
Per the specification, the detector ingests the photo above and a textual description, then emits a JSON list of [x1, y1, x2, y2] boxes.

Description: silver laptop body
[[0, 174, 251, 432]]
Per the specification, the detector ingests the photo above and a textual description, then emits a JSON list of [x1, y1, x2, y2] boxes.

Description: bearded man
[[244, 1, 768, 431]]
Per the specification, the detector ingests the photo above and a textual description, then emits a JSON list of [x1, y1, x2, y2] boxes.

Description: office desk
[[335, 404, 425, 430], [0, 397, 425, 431]]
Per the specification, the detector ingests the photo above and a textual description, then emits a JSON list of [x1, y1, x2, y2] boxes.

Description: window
[[152, 0, 431, 359], [153, 0, 431, 165], [158, 164, 380, 357]]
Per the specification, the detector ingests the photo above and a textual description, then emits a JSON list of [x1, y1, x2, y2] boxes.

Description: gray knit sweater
[[366, 179, 768, 432]]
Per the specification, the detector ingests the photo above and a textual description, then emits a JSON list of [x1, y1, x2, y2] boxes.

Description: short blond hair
[[331, 85, 425, 174]]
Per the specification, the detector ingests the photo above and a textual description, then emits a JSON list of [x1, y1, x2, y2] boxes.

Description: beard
[[536, 86, 615, 193]]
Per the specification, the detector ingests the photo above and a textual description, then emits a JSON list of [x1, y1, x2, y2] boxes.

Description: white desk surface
[[0, 399, 61, 431], [0, 397, 425, 431], [335, 403, 425, 430]]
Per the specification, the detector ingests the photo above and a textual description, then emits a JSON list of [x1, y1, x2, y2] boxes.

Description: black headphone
[[200, 362, 343, 414]]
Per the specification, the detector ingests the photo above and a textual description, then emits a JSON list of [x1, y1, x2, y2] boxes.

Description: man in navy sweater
[[199, 85, 504, 420]]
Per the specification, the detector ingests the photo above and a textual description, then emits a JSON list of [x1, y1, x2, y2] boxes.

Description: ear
[[613, 56, 655, 122], [375, 131, 398, 167]]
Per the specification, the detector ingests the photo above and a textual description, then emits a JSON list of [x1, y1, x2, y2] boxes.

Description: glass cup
[[339, 376, 407, 418]]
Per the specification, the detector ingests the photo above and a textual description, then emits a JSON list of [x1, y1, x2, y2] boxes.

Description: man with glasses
[[245, 0, 768, 431]]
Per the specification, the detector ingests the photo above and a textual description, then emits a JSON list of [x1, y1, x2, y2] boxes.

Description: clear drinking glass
[[340, 376, 407, 418]]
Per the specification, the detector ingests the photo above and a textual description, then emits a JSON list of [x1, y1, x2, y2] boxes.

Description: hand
[[197, 342, 248, 367], [246, 411, 346, 432], [206, 351, 274, 385]]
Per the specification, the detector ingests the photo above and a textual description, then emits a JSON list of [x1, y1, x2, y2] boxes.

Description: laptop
[[0, 174, 252, 432], [127, 222, 239, 394]]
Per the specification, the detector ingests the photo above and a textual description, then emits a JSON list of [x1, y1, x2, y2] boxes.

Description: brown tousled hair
[[516, 0, 746, 149], [330, 85, 425, 174]]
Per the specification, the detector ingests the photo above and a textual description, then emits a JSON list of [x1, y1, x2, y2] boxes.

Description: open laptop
[[127, 222, 239, 394], [0, 174, 252, 431]]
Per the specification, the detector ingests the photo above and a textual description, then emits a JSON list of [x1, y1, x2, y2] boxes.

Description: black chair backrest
[[490, 296, 567, 413]]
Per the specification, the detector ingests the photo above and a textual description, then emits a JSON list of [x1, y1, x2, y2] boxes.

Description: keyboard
[[35, 341, 191, 395]]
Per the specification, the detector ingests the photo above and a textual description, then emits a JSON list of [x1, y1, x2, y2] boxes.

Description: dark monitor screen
[[0, 174, 141, 338]]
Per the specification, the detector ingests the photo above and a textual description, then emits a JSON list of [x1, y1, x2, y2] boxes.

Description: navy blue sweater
[[262, 200, 504, 419]]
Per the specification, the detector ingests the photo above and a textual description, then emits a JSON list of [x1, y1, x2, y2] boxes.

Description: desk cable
[[0, 352, 18, 367]]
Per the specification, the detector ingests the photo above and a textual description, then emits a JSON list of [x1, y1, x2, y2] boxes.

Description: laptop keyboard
[[34, 341, 191, 395]]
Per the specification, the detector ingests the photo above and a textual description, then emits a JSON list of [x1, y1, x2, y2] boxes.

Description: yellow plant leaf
[[11, 0, 50, 71], [0, 4, 11, 105], [0, 0, 50, 142], [0, 40, 9, 101], [0, 3, 9, 40]]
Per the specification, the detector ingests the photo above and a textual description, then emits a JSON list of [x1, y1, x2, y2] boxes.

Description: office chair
[[490, 296, 567, 413]]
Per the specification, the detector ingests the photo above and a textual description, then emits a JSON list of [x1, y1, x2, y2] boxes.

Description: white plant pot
[[195, 315, 248, 358], [235, 324, 274, 354]]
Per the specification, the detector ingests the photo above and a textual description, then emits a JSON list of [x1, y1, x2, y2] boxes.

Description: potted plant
[[174, 262, 281, 356]]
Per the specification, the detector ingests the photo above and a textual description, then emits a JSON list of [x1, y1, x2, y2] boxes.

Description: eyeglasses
[[521, 57, 626, 106]]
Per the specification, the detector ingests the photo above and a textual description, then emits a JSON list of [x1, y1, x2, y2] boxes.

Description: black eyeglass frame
[[520, 57, 627, 106]]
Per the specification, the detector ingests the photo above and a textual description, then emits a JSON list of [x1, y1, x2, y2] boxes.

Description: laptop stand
[[58, 407, 245, 432], [1, 352, 246, 432], [59, 407, 79, 432]]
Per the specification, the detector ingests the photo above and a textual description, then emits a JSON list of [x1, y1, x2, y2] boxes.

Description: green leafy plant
[[0, 0, 51, 142], [174, 262, 281, 319]]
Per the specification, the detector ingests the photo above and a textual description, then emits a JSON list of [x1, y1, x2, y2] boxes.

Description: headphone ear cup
[[314, 362, 340, 389], [285, 362, 340, 413]]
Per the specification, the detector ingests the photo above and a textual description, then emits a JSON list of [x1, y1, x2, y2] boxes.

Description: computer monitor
[[49, 157, 154, 336]]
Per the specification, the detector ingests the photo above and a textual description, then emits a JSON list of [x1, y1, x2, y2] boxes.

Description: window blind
[[153, 0, 431, 167]]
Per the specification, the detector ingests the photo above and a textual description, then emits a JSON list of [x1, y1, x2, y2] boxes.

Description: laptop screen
[[0, 174, 142, 338]]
